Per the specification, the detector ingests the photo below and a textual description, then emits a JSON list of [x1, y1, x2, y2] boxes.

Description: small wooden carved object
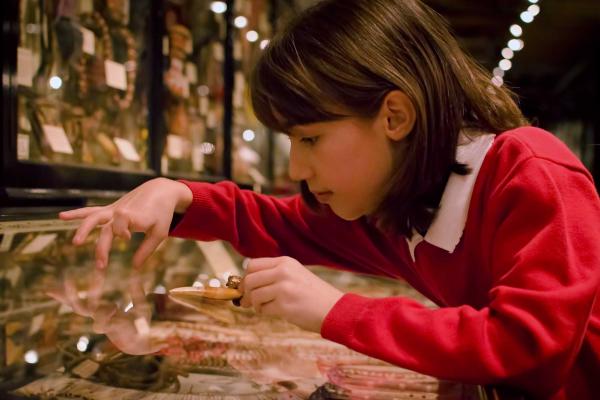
[[168, 275, 243, 310]]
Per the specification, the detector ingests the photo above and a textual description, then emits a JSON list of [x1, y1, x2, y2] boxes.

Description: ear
[[379, 90, 416, 141]]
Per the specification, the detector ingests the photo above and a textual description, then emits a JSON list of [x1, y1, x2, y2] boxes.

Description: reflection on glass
[[160, 0, 226, 178], [231, 0, 272, 187], [16, 0, 150, 171], [1, 219, 482, 399]]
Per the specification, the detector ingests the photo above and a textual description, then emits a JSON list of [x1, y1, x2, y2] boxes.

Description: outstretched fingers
[[72, 209, 113, 245], [59, 207, 104, 221], [95, 224, 114, 269]]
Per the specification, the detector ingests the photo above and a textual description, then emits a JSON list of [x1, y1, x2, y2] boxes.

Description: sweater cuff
[[169, 180, 221, 239], [321, 293, 372, 345]]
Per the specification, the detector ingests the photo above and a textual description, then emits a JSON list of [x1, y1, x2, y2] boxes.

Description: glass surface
[[16, 0, 150, 171], [231, 0, 272, 187], [0, 218, 484, 399], [160, 0, 226, 178]]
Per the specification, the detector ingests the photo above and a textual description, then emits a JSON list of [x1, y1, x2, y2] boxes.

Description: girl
[[60, 0, 600, 398]]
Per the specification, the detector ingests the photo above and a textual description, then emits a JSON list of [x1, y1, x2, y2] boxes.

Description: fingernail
[[96, 260, 104, 269]]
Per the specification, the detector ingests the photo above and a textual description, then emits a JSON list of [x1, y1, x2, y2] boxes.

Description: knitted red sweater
[[171, 127, 600, 399]]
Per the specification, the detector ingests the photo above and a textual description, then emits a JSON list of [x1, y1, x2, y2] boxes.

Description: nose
[[288, 141, 314, 182]]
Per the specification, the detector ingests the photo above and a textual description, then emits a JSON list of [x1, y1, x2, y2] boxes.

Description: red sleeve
[[168, 180, 400, 275], [321, 157, 600, 396]]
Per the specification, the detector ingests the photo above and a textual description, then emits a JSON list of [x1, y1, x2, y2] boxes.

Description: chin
[[330, 206, 364, 221]]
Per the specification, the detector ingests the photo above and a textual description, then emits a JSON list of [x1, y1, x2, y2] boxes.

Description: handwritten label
[[42, 125, 74, 154], [21, 233, 57, 255], [105, 60, 127, 91], [80, 27, 95, 55], [113, 137, 141, 162]]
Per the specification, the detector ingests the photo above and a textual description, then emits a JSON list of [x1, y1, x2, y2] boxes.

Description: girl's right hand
[[59, 177, 193, 269]]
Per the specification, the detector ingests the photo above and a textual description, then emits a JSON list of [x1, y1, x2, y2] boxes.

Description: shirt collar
[[407, 132, 496, 259]]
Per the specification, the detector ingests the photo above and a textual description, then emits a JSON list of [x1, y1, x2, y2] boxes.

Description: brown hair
[[250, 0, 528, 237]]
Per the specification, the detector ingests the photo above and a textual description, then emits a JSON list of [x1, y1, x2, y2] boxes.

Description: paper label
[[80, 0, 93, 13], [167, 135, 184, 159], [17, 134, 30, 160], [192, 145, 204, 171], [104, 60, 127, 91], [21, 233, 58, 255], [186, 62, 198, 84], [113, 137, 141, 162], [72, 359, 100, 378], [0, 233, 15, 252], [80, 27, 95, 55], [17, 47, 34, 87], [19, 115, 31, 131], [42, 125, 74, 154], [28, 314, 45, 336], [196, 241, 241, 276]]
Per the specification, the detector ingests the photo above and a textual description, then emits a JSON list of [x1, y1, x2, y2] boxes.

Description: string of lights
[[492, 0, 542, 87]]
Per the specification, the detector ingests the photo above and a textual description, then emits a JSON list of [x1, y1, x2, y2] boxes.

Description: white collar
[[407, 133, 495, 260]]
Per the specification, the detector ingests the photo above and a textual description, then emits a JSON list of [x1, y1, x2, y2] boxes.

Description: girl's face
[[288, 117, 395, 220]]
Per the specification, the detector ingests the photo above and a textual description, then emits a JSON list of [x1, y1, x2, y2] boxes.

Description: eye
[[300, 136, 319, 145]]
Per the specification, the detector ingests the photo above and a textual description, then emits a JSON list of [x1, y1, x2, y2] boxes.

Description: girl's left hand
[[240, 257, 344, 333]]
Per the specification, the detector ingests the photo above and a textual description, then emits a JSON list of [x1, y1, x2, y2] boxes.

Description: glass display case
[[0, 0, 233, 204], [16, 0, 150, 171], [0, 0, 160, 201], [160, 0, 228, 179], [231, 0, 272, 189], [1, 0, 297, 204], [0, 216, 497, 399]]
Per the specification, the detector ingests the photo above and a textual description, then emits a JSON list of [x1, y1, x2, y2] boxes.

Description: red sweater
[[171, 127, 600, 399]]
